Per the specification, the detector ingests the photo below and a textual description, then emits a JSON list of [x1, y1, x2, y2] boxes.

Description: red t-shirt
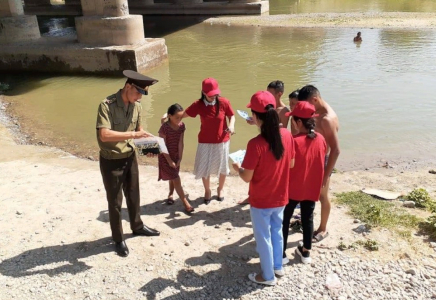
[[289, 133, 327, 201], [185, 97, 235, 144], [242, 128, 295, 209]]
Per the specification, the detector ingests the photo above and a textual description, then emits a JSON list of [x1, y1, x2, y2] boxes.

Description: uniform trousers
[[99, 152, 143, 242]]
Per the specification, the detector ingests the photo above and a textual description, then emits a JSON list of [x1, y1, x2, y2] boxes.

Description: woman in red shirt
[[182, 78, 235, 204], [232, 91, 295, 286], [282, 101, 327, 264]]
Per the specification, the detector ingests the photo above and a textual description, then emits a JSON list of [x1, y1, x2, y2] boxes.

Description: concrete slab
[[0, 36, 168, 75]]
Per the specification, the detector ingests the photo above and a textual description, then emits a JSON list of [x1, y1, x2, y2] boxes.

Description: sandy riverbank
[[207, 12, 436, 28], [1, 95, 436, 299]]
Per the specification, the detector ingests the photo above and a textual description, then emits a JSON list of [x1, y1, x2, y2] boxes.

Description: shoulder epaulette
[[104, 94, 117, 104]]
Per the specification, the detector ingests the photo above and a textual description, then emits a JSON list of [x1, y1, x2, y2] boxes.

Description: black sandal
[[166, 198, 175, 205]]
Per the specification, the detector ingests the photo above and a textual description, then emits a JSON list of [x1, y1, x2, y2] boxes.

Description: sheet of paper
[[134, 136, 169, 154], [229, 149, 246, 165], [155, 136, 169, 154], [237, 110, 252, 121]]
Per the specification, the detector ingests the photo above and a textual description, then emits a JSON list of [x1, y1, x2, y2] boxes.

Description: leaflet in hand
[[229, 149, 246, 165], [134, 136, 169, 155], [237, 110, 253, 121]]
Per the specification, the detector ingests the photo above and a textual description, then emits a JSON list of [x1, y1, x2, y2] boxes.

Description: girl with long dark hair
[[282, 101, 327, 264], [232, 91, 295, 286]]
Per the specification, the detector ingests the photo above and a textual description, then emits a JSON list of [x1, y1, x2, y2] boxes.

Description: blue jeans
[[250, 206, 285, 281]]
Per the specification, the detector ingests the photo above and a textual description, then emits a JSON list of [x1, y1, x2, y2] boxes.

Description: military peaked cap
[[123, 70, 158, 94]]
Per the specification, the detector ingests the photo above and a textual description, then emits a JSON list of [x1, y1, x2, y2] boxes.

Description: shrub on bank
[[406, 188, 434, 210]]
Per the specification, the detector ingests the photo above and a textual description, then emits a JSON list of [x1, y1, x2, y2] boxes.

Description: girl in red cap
[[181, 78, 235, 204], [233, 91, 295, 286], [282, 101, 327, 264]]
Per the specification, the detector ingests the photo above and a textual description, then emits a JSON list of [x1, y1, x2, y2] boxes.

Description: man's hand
[[135, 129, 153, 139]]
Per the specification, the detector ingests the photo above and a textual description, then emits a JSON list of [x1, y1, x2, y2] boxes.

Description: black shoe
[[115, 241, 129, 257], [132, 225, 160, 236], [295, 245, 311, 264]]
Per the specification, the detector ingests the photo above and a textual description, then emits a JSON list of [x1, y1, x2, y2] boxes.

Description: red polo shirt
[[185, 97, 235, 144], [289, 133, 327, 201], [242, 128, 295, 209]]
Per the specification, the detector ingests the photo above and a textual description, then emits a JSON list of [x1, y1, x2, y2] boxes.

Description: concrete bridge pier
[[0, 0, 168, 74], [75, 0, 145, 46], [0, 0, 41, 44]]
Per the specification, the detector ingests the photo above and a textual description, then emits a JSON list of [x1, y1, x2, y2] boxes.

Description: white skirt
[[193, 141, 230, 179]]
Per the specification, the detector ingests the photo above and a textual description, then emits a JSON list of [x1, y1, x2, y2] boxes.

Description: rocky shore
[[207, 12, 436, 29]]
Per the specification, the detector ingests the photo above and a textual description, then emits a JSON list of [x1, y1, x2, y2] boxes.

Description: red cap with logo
[[202, 78, 221, 97], [285, 101, 319, 118], [247, 91, 276, 113]]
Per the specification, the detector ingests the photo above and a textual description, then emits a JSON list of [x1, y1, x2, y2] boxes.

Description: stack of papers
[[229, 149, 246, 165], [134, 136, 169, 155]]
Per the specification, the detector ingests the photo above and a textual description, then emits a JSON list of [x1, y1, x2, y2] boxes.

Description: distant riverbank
[[207, 12, 436, 28]]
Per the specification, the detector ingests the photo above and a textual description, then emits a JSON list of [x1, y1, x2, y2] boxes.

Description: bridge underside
[[24, 0, 269, 16]]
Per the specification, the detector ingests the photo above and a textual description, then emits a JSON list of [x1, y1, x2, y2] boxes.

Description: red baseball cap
[[285, 101, 319, 118], [202, 78, 221, 97], [247, 91, 276, 113]]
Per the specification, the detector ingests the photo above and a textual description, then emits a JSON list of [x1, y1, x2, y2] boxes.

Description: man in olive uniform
[[96, 70, 160, 257]]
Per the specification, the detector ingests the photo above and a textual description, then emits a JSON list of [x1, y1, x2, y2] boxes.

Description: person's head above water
[[357, 32, 361, 37]]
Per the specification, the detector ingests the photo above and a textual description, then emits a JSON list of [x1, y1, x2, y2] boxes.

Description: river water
[[269, 0, 436, 14], [2, 2, 436, 171]]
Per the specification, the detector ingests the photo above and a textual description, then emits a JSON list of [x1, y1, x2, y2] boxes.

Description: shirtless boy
[[267, 80, 290, 128], [298, 85, 340, 242]]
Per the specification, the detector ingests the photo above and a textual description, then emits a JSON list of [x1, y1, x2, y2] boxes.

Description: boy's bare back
[[315, 102, 339, 154]]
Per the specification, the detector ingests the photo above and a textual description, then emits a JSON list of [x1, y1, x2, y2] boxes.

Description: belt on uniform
[[100, 150, 135, 160]]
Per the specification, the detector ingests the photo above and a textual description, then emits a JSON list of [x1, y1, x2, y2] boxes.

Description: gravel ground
[[1, 97, 436, 300]]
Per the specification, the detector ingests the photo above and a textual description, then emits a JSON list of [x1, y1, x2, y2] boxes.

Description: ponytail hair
[[252, 105, 284, 160], [200, 92, 220, 117], [293, 116, 317, 139]]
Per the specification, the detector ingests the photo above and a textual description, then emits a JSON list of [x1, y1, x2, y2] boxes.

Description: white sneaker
[[282, 257, 290, 265], [295, 245, 312, 264], [274, 269, 285, 277], [248, 273, 277, 286]]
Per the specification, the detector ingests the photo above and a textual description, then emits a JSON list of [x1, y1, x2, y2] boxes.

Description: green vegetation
[[406, 188, 434, 209], [335, 191, 436, 242], [335, 191, 420, 229], [421, 214, 436, 240], [337, 239, 379, 252]]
